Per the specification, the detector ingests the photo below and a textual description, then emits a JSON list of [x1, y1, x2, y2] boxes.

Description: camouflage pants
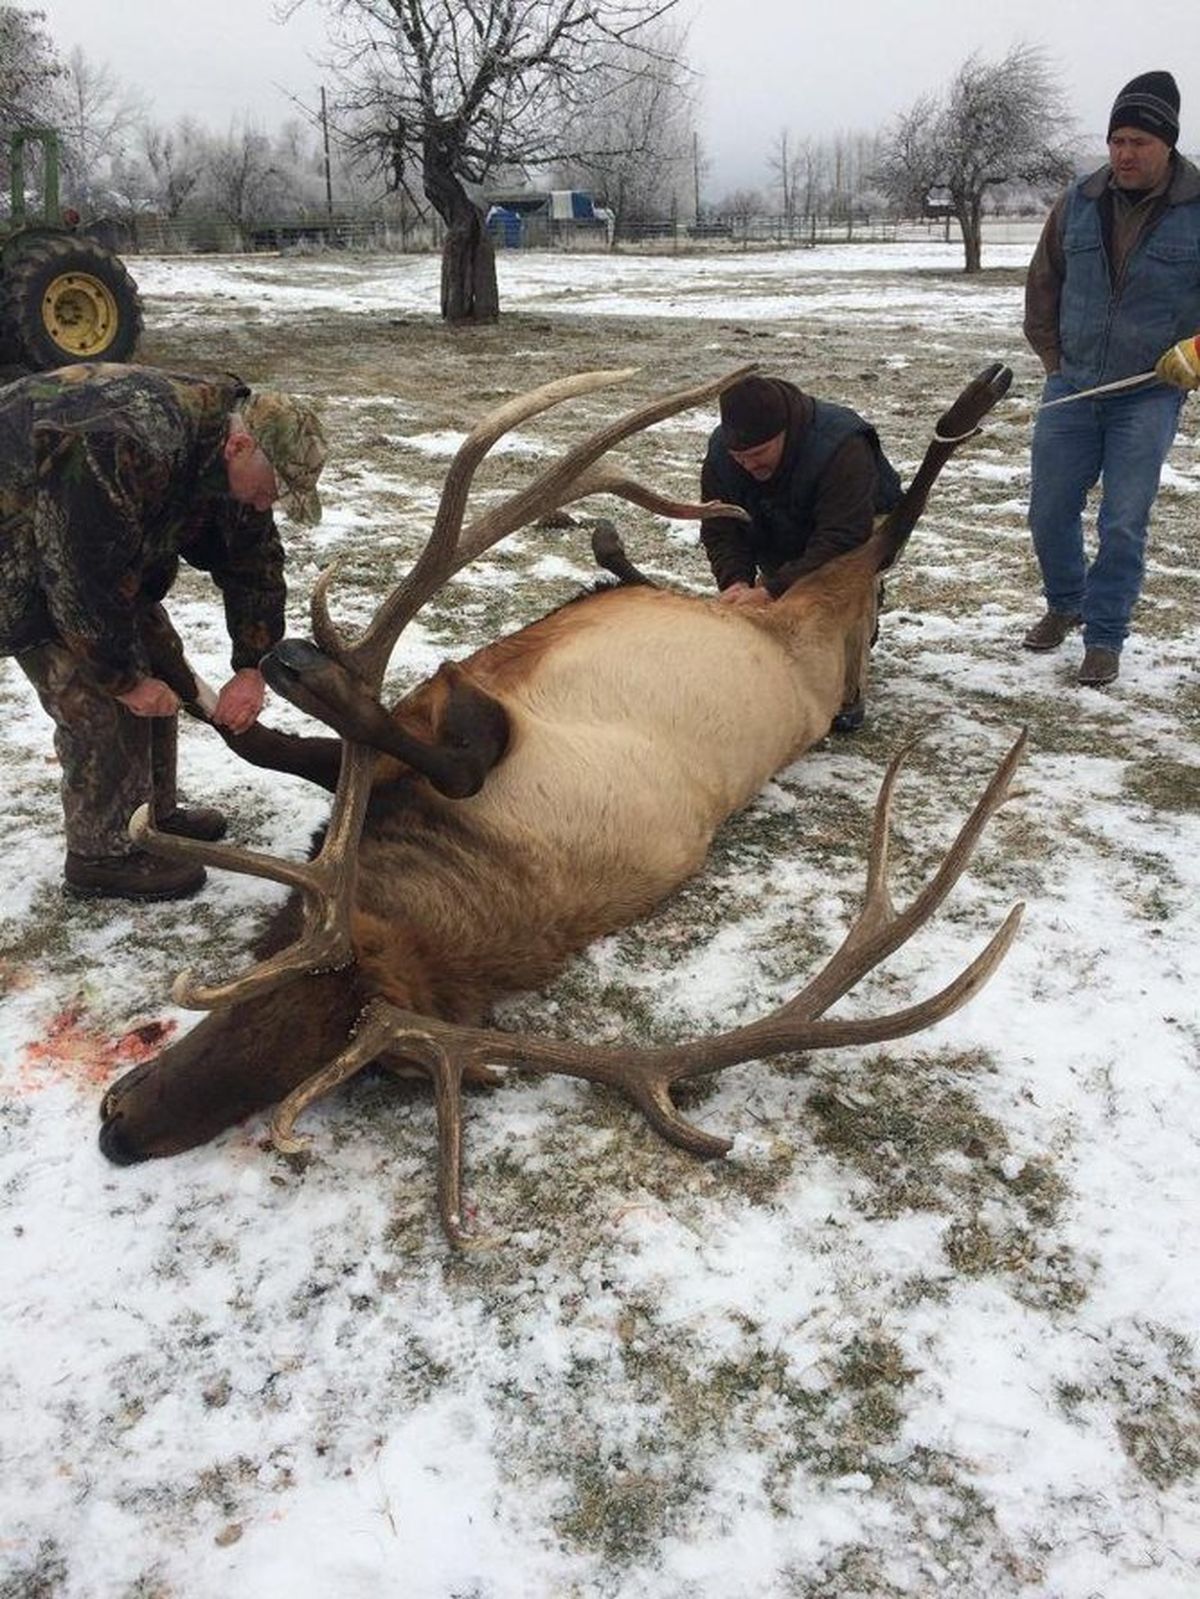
[[16, 618, 179, 859]]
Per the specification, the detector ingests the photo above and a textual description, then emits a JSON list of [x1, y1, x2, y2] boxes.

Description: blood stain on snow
[[18, 1008, 177, 1091]]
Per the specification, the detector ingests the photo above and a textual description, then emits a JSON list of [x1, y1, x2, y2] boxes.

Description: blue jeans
[[1027, 374, 1184, 651]]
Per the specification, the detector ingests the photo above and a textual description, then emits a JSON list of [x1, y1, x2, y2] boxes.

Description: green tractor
[[1, 126, 143, 370]]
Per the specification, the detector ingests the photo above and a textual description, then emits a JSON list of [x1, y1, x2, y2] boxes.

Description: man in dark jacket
[[1022, 70, 1200, 687], [0, 362, 326, 900], [699, 372, 902, 728], [700, 374, 901, 601]]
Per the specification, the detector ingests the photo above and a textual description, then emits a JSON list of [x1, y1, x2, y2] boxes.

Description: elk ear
[[431, 664, 510, 793], [262, 643, 509, 799]]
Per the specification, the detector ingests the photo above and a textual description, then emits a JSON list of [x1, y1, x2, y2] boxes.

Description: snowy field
[[2, 243, 1198, 1598]]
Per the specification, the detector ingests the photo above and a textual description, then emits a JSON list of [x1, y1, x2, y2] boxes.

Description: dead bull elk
[[99, 362, 1023, 1243]]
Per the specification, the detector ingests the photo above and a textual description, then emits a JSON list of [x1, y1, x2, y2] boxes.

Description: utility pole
[[692, 131, 701, 222], [321, 85, 334, 224]]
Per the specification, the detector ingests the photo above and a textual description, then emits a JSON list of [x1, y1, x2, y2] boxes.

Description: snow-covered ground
[[2, 243, 1198, 1598], [134, 239, 1034, 327]]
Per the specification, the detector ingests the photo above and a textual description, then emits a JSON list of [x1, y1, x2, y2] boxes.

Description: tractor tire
[[1, 232, 143, 371]]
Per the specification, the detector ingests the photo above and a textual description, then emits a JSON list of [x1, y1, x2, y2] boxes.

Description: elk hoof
[[263, 636, 331, 679]]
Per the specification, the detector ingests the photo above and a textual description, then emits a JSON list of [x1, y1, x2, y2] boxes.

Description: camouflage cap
[[242, 390, 327, 525]]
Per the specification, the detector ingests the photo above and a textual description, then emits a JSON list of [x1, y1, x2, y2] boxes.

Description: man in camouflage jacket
[[0, 362, 326, 900]]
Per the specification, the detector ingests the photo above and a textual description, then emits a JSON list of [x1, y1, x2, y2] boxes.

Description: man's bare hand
[[213, 668, 266, 734], [116, 677, 181, 718], [718, 582, 772, 608]]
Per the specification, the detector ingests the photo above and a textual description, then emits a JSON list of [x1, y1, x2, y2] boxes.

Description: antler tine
[[137, 742, 379, 1011], [266, 735, 1026, 1244], [315, 369, 640, 682], [731, 728, 1028, 1032], [270, 1005, 488, 1246], [542, 465, 752, 525], [131, 802, 329, 898], [455, 364, 760, 560], [310, 365, 758, 677], [309, 560, 344, 658]]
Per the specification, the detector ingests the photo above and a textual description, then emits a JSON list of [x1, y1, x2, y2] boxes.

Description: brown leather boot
[[1022, 610, 1082, 651], [156, 805, 228, 842], [64, 850, 207, 902], [1077, 647, 1120, 688]]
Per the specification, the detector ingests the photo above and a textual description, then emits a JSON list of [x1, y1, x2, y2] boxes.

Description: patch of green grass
[[807, 1048, 1006, 1217], [1121, 757, 1200, 814], [1061, 1322, 1200, 1490]]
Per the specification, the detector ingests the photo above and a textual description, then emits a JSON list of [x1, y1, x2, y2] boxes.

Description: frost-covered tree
[[138, 119, 207, 219], [0, 5, 62, 130], [876, 44, 1075, 272], [554, 24, 695, 243], [59, 47, 147, 210], [294, 0, 683, 321], [195, 122, 294, 239]]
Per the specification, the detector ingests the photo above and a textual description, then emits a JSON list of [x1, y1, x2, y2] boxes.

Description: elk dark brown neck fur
[[98, 364, 1021, 1242]]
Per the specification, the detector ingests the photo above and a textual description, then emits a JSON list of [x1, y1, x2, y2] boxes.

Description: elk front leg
[[262, 642, 509, 798]]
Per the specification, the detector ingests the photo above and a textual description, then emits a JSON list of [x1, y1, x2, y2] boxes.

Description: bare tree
[[59, 47, 147, 210], [197, 122, 291, 243], [554, 22, 694, 244], [0, 5, 62, 132], [139, 119, 207, 219], [713, 186, 765, 229], [768, 129, 798, 221], [877, 43, 1075, 272], [296, 0, 682, 322]]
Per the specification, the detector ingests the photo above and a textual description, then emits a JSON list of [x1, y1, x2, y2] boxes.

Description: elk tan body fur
[[99, 548, 872, 1160], [355, 555, 867, 1019]]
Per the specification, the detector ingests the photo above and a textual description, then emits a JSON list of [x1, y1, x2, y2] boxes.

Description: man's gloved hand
[[1155, 334, 1200, 391]]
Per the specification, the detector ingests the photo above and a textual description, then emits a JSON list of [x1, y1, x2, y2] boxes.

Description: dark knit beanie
[[1107, 70, 1180, 147], [719, 376, 788, 450]]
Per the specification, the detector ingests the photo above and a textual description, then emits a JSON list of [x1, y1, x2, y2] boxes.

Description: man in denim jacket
[[1023, 70, 1200, 686]]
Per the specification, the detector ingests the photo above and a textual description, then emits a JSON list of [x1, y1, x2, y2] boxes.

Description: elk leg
[[136, 604, 345, 791], [590, 520, 655, 587], [208, 720, 344, 792], [877, 362, 1014, 570], [262, 641, 509, 798]]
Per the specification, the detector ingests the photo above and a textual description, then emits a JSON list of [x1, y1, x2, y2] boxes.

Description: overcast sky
[[31, 0, 1200, 195]]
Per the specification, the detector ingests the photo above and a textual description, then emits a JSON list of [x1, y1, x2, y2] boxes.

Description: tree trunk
[[959, 199, 983, 274], [423, 140, 499, 324]]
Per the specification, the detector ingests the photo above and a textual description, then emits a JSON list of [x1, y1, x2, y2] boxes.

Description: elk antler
[[134, 367, 758, 1009], [268, 730, 1027, 1245]]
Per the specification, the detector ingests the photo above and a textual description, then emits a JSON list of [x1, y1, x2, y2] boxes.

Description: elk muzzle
[[98, 965, 367, 1163]]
